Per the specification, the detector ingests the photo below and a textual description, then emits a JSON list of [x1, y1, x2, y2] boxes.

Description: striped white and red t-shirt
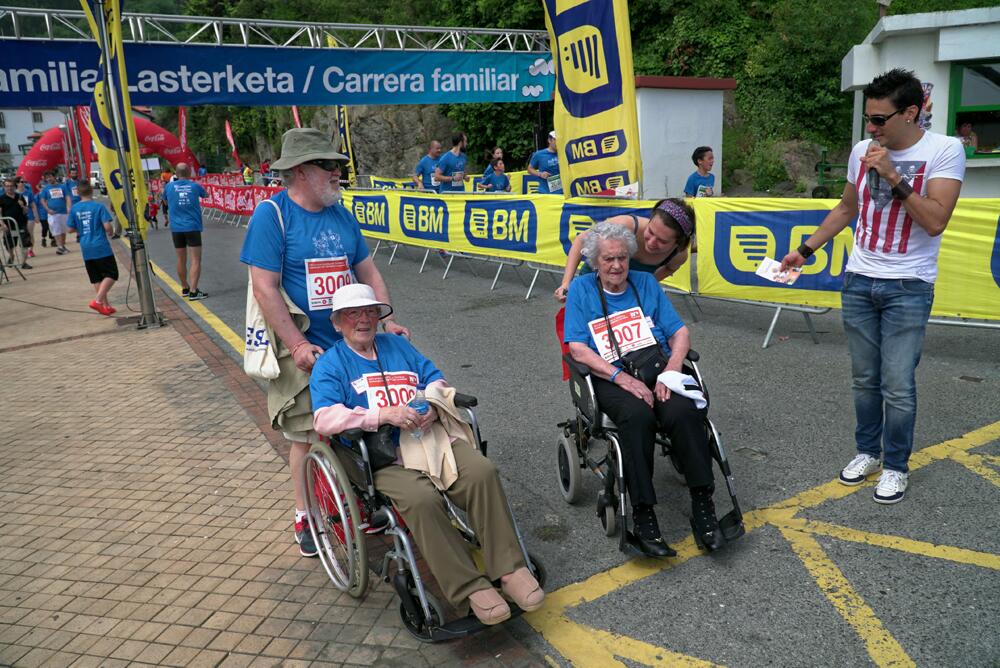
[[846, 132, 965, 283]]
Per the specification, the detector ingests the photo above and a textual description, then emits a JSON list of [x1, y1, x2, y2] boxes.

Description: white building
[[0, 108, 66, 172], [636, 76, 735, 200], [842, 7, 1000, 197]]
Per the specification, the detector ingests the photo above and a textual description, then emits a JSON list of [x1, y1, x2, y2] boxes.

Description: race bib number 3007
[[305, 256, 352, 310], [587, 308, 657, 362], [362, 371, 418, 408]]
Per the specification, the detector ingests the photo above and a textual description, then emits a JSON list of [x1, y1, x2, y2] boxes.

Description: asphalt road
[[138, 216, 1000, 667]]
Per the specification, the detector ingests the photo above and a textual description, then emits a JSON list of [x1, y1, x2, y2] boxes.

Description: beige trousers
[[372, 442, 526, 609]]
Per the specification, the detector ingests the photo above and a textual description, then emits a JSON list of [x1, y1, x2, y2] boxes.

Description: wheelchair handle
[[686, 349, 700, 362], [454, 393, 478, 408], [341, 428, 365, 442]]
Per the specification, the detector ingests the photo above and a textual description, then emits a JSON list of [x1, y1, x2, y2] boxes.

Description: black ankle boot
[[690, 487, 726, 552], [631, 505, 675, 557]]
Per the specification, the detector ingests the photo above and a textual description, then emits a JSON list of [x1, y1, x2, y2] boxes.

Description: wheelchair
[[556, 350, 746, 555], [300, 392, 545, 642]]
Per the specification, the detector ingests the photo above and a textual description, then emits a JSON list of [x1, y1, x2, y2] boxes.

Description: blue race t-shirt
[[163, 179, 207, 232], [436, 150, 467, 192], [563, 271, 685, 363], [683, 172, 715, 197], [483, 173, 510, 192], [240, 191, 371, 350], [64, 179, 81, 205], [414, 155, 441, 192], [529, 149, 561, 193], [40, 184, 69, 214], [32, 190, 47, 220], [66, 201, 114, 260], [310, 333, 444, 444]]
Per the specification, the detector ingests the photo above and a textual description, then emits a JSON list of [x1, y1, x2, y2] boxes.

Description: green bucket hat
[[270, 127, 348, 171]]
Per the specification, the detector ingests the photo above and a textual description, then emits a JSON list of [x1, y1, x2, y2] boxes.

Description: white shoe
[[874, 470, 908, 504], [839, 454, 881, 486]]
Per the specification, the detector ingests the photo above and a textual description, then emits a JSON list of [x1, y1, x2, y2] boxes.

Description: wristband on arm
[[891, 179, 913, 200], [290, 340, 311, 356], [797, 243, 815, 259], [609, 368, 622, 383]]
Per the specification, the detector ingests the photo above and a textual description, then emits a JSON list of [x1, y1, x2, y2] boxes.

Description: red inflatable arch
[[17, 117, 199, 188]]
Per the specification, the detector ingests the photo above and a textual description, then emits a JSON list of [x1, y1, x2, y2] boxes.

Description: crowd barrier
[[198, 184, 1000, 344]]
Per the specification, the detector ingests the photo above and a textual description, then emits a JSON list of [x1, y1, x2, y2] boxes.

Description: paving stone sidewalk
[[0, 248, 543, 667]]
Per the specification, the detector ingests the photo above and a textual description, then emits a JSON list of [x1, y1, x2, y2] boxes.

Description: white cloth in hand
[[655, 370, 707, 409]]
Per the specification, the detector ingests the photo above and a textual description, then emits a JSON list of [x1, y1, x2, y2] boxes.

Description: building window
[[949, 61, 1000, 159], [32, 111, 44, 123]]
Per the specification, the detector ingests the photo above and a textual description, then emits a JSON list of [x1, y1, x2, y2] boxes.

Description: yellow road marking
[[528, 419, 1000, 667], [775, 517, 1000, 571], [779, 527, 916, 668], [949, 450, 1000, 489], [147, 257, 245, 355]]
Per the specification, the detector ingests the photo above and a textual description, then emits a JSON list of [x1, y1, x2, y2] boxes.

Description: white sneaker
[[874, 470, 908, 504], [839, 454, 881, 486]]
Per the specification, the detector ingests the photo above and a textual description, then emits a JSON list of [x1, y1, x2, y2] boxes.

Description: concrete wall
[[0, 108, 66, 170], [636, 88, 723, 200]]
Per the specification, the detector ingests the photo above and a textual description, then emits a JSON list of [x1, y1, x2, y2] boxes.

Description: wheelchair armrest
[[563, 352, 592, 378], [686, 349, 700, 363], [453, 393, 478, 408], [340, 428, 365, 443]]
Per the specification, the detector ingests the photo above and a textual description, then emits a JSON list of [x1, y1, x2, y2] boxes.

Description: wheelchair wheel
[[556, 432, 584, 504], [303, 442, 369, 598], [601, 504, 618, 537], [399, 590, 446, 642]]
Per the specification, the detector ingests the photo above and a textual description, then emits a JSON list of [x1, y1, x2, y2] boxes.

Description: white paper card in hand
[[755, 257, 802, 285]]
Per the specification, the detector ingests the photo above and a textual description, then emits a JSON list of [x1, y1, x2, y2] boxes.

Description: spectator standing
[[482, 158, 511, 192], [240, 127, 410, 558], [65, 180, 118, 316], [435, 133, 468, 192], [684, 147, 715, 197], [32, 179, 52, 248], [163, 162, 209, 301], [243, 164, 254, 185], [14, 177, 38, 258], [528, 131, 562, 194], [781, 68, 965, 504], [260, 159, 271, 176], [0, 178, 32, 269], [198, 165, 207, 178], [40, 170, 72, 255], [413, 140, 443, 191]]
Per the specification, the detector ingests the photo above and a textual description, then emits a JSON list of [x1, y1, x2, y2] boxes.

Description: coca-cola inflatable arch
[[17, 117, 199, 188]]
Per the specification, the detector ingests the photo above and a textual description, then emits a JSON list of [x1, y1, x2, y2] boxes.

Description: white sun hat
[[328, 283, 393, 319]]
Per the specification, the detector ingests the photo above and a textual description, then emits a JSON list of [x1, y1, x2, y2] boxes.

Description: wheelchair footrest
[[423, 602, 531, 642], [719, 510, 745, 543]]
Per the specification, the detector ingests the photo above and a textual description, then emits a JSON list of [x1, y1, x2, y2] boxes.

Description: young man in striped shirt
[[782, 68, 965, 504]]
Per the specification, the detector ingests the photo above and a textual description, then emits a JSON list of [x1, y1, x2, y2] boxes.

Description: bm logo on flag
[[399, 197, 449, 242], [558, 203, 647, 254], [464, 200, 537, 253], [351, 195, 389, 233], [713, 210, 855, 291], [545, 0, 623, 118], [566, 129, 626, 165], [569, 170, 629, 196]]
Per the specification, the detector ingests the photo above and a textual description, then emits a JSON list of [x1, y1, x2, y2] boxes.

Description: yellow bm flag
[[542, 0, 642, 198], [79, 0, 149, 237]]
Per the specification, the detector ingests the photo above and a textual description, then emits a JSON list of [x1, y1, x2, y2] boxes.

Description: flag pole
[[93, 0, 162, 329]]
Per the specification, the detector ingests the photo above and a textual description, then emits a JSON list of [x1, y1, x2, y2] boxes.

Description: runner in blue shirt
[[65, 180, 118, 316], [434, 132, 468, 193], [65, 167, 83, 206], [412, 140, 443, 191], [528, 130, 562, 194], [40, 170, 72, 254], [163, 163, 209, 300], [482, 158, 511, 192], [683, 147, 716, 197]]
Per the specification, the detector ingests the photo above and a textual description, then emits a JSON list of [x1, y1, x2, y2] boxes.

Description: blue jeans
[[841, 272, 934, 473]]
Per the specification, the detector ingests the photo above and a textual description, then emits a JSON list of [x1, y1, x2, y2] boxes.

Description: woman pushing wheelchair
[[309, 283, 544, 626], [563, 220, 728, 556]]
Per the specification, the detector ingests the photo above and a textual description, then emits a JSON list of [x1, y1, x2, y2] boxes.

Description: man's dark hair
[[490, 156, 503, 169], [451, 132, 466, 147], [77, 179, 93, 196], [863, 68, 923, 113], [691, 146, 713, 166]]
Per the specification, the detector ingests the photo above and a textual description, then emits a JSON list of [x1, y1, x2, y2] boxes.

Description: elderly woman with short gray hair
[[562, 221, 725, 556]]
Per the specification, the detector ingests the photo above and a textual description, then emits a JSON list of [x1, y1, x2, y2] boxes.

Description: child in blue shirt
[[65, 180, 118, 316], [684, 146, 715, 197], [482, 158, 511, 193]]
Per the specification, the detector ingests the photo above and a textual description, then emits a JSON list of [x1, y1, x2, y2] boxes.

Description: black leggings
[[593, 376, 714, 506]]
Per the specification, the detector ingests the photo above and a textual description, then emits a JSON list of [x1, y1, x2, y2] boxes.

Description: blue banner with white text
[[0, 40, 555, 107]]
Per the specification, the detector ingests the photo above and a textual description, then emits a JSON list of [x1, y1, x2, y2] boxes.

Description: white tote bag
[[244, 200, 284, 380]]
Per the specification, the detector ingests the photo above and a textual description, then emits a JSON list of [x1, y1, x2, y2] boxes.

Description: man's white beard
[[306, 170, 341, 206]]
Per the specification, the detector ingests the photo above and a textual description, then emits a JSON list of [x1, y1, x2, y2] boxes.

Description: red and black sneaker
[[294, 516, 318, 558]]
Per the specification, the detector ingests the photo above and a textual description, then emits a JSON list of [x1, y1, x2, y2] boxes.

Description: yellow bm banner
[[341, 190, 692, 292]]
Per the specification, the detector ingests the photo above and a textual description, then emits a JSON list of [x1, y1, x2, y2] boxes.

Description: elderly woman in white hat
[[309, 283, 544, 625]]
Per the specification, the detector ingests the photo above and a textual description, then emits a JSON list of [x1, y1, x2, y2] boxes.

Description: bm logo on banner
[[559, 203, 648, 254], [351, 195, 389, 233], [464, 200, 537, 253], [400, 197, 449, 242], [714, 210, 856, 291]]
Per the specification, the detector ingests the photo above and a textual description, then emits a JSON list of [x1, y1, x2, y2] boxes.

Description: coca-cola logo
[[145, 133, 166, 142], [24, 159, 48, 167], [162, 147, 183, 155], [38, 143, 62, 152]]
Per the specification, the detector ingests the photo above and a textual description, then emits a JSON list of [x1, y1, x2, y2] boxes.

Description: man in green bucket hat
[[240, 127, 411, 557]]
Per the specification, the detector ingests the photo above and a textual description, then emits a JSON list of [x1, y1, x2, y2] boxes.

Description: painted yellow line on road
[[779, 526, 916, 668], [148, 258, 245, 355], [776, 516, 1000, 571], [949, 450, 1000, 490]]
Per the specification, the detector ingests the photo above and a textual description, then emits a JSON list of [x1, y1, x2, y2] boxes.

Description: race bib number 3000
[[362, 371, 418, 408], [587, 308, 657, 362], [305, 256, 352, 310]]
